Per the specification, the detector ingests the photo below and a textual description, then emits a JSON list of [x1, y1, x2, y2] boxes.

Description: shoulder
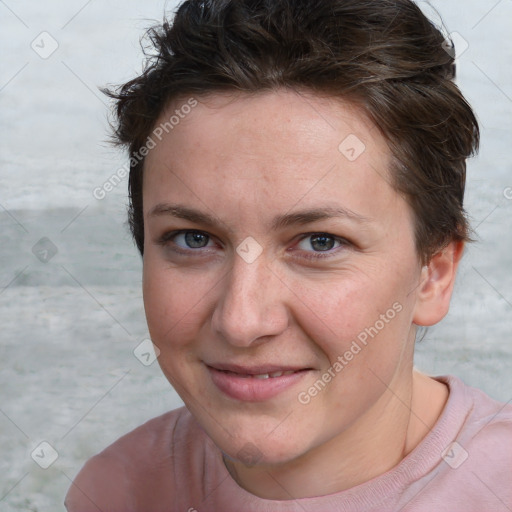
[[432, 376, 512, 506], [65, 406, 203, 512], [438, 375, 512, 443], [456, 376, 512, 461], [449, 375, 512, 429], [437, 374, 512, 423]]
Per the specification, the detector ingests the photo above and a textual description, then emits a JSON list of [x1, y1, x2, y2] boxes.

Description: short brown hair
[[105, 0, 479, 263]]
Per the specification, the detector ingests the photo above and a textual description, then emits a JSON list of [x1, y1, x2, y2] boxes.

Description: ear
[[412, 240, 464, 326]]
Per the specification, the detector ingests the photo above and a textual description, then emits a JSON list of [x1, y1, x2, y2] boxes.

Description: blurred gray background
[[0, 1, 511, 510]]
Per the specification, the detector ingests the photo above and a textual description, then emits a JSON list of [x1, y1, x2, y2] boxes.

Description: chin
[[223, 438, 306, 468], [200, 415, 309, 467]]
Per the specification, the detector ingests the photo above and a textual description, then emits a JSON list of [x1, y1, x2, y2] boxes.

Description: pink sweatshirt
[[65, 375, 512, 511]]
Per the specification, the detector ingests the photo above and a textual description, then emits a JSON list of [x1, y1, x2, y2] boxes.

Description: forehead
[[158, 89, 388, 163], [142, 89, 408, 234]]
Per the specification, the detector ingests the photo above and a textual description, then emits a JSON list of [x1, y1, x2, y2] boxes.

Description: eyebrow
[[148, 203, 372, 231]]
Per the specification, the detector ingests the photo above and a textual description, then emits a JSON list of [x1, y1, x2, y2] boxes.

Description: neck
[[223, 369, 448, 500]]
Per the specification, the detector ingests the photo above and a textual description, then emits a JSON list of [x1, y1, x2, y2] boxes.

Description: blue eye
[[296, 233, 347, 259], [179, 231, 210, 248], [159, 230, 214, 251], [299, 234, 337, 251]]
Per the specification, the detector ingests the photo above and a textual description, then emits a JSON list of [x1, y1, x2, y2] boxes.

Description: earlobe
[[412, 241, 464, 326]]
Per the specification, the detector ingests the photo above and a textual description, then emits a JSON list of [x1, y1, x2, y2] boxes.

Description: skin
[[141, 89, 462, 499]]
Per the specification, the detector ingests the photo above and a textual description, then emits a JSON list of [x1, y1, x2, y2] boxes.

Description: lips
[[206, 362, 312, 401], [207, 362, 310, 375]]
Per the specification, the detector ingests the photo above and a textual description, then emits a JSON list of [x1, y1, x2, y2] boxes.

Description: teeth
[[221, 369, 298, 378], [255, 370, 296, 378]]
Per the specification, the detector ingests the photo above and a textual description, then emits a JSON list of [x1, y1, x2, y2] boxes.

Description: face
[[142, 89, 425, 466]]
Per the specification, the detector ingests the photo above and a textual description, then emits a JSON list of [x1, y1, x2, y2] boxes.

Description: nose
[[211, 253, 290, 348]]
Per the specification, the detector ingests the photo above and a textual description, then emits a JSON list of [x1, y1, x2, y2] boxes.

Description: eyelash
[[157, 229, 350, 260], [297, 234, 349, 260]]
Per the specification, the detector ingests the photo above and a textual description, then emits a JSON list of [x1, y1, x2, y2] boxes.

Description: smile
[[206, 364, 311, 402], [218, 369, 297, 379]]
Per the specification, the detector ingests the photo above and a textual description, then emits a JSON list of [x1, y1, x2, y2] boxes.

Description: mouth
[[205, 363, 313, 401], [216, 368, 300, 379]]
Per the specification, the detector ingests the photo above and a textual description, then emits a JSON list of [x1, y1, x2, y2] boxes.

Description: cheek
[[142, 259, 217, 396], [287, 270, 406, 340], [142, 256, 212, 347], [283, 265, 416, 389]]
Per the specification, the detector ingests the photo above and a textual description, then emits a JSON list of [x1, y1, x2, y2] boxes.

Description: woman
[[65, 0, 512, 510]]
